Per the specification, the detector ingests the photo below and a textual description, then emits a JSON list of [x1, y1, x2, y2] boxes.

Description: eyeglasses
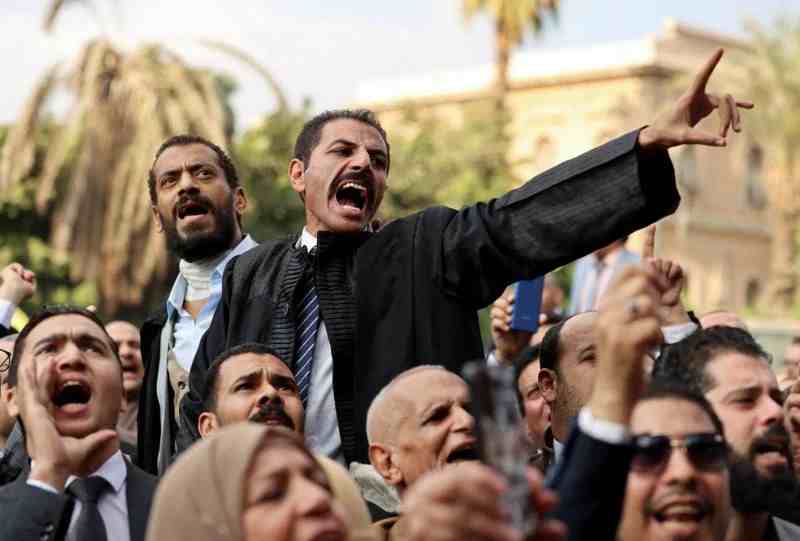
[[631, 432, 728, 473], [0, 348, 10, 375]]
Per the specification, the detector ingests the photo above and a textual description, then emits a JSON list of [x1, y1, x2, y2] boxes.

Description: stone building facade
[[356, 19, 771, 315]]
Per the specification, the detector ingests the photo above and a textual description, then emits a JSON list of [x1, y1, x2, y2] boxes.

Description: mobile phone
[[510, 278, 544, 333], [462, 361, 537, 536]]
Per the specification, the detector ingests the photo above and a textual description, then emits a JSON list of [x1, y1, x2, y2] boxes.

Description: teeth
[[341, 182, 367, 192], [60, 380, 83, 390]]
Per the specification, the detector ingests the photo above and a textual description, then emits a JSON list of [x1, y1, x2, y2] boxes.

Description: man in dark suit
[[368, 264, 671, 541], [0, 306, 157, 541], [180, 49, 751, 468]]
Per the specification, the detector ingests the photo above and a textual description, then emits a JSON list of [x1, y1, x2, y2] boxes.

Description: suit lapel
[[124, 459, 156, 541]]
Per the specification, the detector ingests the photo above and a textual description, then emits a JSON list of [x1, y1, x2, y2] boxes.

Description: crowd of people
[[0, 48, 795, 541]]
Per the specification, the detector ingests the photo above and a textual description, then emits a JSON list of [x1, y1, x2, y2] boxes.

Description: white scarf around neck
[[178, 252, 227, 302]]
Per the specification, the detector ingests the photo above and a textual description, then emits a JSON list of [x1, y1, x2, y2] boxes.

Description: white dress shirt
[[297, 228, 344, 463], [0, 299, 15, 330], [165, 235, 258, 371], [28, 450, 130, 541]]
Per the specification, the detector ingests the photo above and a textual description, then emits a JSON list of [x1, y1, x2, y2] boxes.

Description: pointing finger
[[690, 48, 724, 96], [641, 225, 656, 259]]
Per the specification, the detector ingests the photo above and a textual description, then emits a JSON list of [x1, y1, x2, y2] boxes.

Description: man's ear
[[4, 384, 18, 418], [198, 412, 220, 439], [288, 159, 306, 196], [151, 206, 164, 233], [369, 443, 404, 488], [233, 187, 248, 215], [538, 369, 558, 404]]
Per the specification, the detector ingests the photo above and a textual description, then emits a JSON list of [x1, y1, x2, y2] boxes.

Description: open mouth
[[653, 501, 709, 523], [334, 181, 369, 212], [176, 200, 211, 221], [52, 380, 92, 408], [446, 442, 480, 463]]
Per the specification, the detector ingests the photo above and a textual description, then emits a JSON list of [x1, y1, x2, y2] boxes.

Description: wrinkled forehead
[[316, 119, 387, 153], [706, 351, 777, 392], [23, 314, 111, 354], [153, 143, 221, 177], [403, 369, 469, 414], [631, 398, 716, 436], [221, 353, 293, 381]]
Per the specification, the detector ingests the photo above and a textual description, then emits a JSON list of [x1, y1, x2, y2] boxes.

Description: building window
[[677, 147, 699, 196], [745, 277, 761, 308], [746, 145, 767, 210]]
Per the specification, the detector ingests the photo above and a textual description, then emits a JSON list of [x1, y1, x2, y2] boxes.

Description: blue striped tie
[[294, 275, 320, 406]]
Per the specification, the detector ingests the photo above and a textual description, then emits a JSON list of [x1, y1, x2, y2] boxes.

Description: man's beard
[[162, 192, 239, 262], [729, 422, 798, 516], [249, 401, 296, 431]]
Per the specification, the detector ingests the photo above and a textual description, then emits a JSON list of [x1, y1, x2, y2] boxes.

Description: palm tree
[[462, 0, 558, 111], [736, 17, 800, 311], [0, 1, 286, 315]]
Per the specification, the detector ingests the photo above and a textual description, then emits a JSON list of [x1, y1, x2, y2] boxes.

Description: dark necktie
[[67, 476, 110, 541], [294, 249, 320, 406]]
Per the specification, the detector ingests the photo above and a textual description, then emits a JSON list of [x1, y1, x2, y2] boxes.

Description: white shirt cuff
[[662, 321, 697, 344], [578, 407, 630, 445], [0, 300, 15, 330], [27, 479, 59, 494]]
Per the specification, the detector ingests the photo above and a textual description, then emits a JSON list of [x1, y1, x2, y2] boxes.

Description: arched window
[[745, 278, 761, 308], [746, 145, 767, 209]]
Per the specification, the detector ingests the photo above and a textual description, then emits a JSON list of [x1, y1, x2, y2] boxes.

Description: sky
[[1, 0, 796, 130]]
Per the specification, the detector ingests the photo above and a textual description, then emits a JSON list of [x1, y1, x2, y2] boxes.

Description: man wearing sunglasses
[[655, 327, 800, 540], [618, 384, 732, 541]]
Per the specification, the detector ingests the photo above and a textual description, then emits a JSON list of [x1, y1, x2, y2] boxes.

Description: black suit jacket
[[547, 424, 634, 541], [136, 129, 678, 473], [0, 457, 158, 541]]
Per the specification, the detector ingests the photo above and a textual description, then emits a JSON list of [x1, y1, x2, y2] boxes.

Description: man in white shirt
[[0, 306, 157, 541], [137, 134, 258, 475]]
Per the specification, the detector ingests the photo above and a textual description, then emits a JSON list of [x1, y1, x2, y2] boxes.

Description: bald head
[[700, 310, 747, 330], [367, 365, 476, 491], [367, 365, 449, 444]]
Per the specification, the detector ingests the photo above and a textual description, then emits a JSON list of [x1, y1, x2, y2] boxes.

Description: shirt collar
[[166, 234, 257, 315], [297, 227, 317, 251], [58, 450, 127, 494], [553, 437, 565, 463]]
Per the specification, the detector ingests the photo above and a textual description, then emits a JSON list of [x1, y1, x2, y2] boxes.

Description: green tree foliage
[[235, 108, 309, 242]]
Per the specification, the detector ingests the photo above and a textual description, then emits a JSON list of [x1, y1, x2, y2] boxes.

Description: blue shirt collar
[[166, 234, 258, 316]]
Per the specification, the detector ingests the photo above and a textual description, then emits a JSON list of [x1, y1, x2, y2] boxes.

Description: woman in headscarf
[[145, 423, 375, 541]]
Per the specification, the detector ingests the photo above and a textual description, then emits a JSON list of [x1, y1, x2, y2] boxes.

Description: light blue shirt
[[165, 235, 258, 372]]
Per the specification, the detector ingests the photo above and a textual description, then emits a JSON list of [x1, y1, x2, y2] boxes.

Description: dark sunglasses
[[631, 432, 728, 473]]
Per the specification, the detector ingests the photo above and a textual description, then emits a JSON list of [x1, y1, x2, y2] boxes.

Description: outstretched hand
[[638, 49, 753, 150]]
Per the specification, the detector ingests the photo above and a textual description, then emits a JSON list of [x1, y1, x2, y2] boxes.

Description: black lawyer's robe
[[137, 128, 679, 473]]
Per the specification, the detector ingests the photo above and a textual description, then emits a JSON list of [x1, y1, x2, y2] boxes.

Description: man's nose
[[348, 147, 371, 170], [662, 448, 698, 485], [177, 170, 198, 193], [453, 405, 475, 433], [256, 384, 281, 406], [56, 342, 87, 370]]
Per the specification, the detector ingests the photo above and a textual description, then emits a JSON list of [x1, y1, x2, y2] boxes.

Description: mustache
[[174, 192, 214, 215], [645, 486, 713, 519], [249, 401, 294, 430], [749, 422, 791, 460]]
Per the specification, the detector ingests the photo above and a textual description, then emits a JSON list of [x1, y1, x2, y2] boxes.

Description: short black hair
[[653, 326, 771, 395], [639, 381, 726, 438], [293, 109, 391, 172], [539, 317, 572, 373], [8, 305, 118, 387], [513, 343, 541, 412], [148, 134, 239, 204], [202, 343, 288, 413]]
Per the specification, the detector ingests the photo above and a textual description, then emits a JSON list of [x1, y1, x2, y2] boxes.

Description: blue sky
[[1, 0, 796, 128]]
